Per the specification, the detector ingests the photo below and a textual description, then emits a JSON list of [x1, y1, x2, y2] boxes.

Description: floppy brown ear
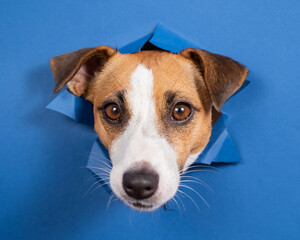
[[50, 46, 117, 100], [180, 48, 249, 111]]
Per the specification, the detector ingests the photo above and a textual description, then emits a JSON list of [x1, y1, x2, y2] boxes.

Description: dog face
[[50, 46, 248, 211]]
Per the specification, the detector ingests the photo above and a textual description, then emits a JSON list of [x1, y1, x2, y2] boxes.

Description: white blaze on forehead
[[110, 64, 160, 164], [128, 64, 156, 130]]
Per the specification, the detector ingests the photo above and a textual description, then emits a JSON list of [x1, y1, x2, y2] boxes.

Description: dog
[[50, 46, 248, 211]]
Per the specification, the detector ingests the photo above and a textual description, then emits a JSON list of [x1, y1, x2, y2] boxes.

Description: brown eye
[[104, 103, 122, 121], [172, 103, 192, 121]]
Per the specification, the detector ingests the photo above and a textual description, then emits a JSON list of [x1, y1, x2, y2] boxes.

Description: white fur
[[109, 64, 179, 210]]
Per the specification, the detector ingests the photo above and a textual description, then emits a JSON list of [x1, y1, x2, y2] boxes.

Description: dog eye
[[104, 103, 122, 121], [172, 103, 192, 121]]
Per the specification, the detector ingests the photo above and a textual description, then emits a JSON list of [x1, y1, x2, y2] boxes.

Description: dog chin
[[127, 201, 158, 211], [123, 198, 162, 211], [120, 191, 176, 211]]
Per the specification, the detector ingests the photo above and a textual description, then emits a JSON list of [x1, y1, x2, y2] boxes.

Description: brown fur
[[50, 47, 248, 168]]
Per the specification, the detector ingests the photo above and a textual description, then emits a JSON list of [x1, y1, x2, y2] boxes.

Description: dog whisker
[[95, 174, 110, 179], [86, 166, 111, 174], [82, 181, 101, 200], [87, 169, 111, 175], [91, 170, 110, 176], [98, 160, 113, 169], [79, 152, 112, 166], [86, 156, 112, 169], [106, 193, 117, 210], [92, 162, 112, 170], [177, 189, 200, 212], [86, 153, 112, 164], [80, 164, 112, 173], [82, 177, 111, 199], [81, 163, 110, 169], [93, 174, 110, 180], [174, 194, 186, 212], [171, 196, 182, 214], [172, 193, 186, 213], [89, 177, 110, 183], [82, 174, 103, 185], [181, 169, 221, 175], [179, 166, 220, 176], [185, 162, 221, 171], [88, 152, 112, 162], [89, 181, 111, 195], [180, 175, 213, 192], [180, 179, 214, 193], [179, 184, 210, 209]]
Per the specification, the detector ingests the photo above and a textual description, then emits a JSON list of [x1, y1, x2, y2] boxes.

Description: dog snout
[[122, 171, 159, 200]]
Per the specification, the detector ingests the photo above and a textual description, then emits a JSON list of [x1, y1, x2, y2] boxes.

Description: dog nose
[[122, 171, 159, 200]]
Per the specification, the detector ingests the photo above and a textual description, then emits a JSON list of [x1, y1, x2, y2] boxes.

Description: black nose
[[122, 171, 159, 200]]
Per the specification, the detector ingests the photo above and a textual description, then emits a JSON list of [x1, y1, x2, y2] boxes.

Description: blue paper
[[148, 24, 201, 52], [47, 23, 248, 192], [195, 114, 241, 164], [118, 32, 153, 54], [119, 24, 201, 54], [3, 1, 299, 239], [47, 88, 94, 126]]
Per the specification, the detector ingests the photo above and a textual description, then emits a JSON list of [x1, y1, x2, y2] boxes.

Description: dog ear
[[50, 46, 117, 100], [180, 48, 249, 111]]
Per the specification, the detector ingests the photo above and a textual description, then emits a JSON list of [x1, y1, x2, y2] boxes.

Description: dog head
[[50, 46, 248, 211]]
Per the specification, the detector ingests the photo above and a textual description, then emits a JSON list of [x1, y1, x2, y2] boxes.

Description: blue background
[[0, 0, 299, 239]]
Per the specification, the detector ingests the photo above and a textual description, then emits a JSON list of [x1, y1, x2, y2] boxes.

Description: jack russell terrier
[[50, 46, 248, 211]]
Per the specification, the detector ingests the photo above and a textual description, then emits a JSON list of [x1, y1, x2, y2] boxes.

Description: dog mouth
[[128, 201, 155, 210]]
